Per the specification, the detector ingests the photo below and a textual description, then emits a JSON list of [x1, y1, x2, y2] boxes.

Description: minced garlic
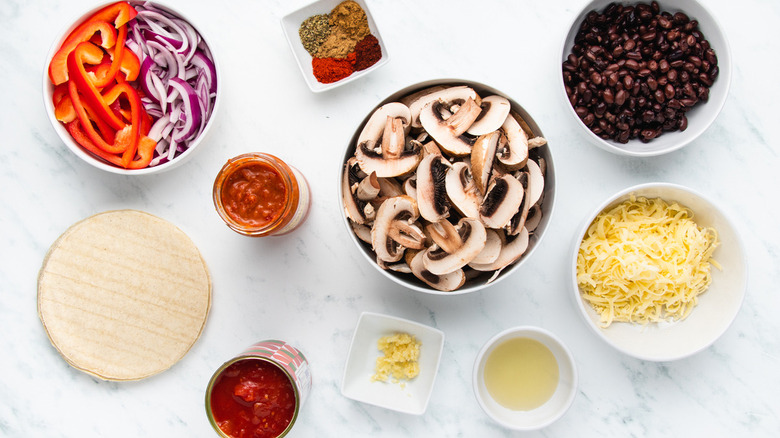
[[371, 333, 421, 383]]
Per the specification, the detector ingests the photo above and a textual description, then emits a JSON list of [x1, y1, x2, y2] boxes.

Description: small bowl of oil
[[472, 326, 577, 430]]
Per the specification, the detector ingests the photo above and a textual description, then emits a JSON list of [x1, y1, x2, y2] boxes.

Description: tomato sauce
[[209, 359, 297, 438], [221, 162, 288, 228]]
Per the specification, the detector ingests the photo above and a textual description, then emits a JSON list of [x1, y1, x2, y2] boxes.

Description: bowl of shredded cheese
[[571, 182, 746, 361]]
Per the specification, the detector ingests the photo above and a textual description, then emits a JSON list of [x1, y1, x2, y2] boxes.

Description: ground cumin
[[315, 0, 369, 58]]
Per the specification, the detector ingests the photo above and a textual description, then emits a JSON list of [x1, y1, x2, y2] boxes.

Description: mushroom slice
[[403, 174, 417, 200], [355, 103, 421, 177], [357, 102, 411, 148], [409, 250, 466, 292], [445, 161, 480, 218], [479, 174, 525, 229], [524, 204, 542, 233], [467, 95, 511, 136], [404, 85, 480, 129], [350, 220, 372, 244], [371, 196, 421, 263], [419, 99, 480, 156], [470, 228, 502, 265], [497, 114, 529, 170], [356, 171, 380, 201], [526, 159, 545, 206], [388, 221, 426, 250], [377, 177, 404, 199], [470, 131, 501, 195], [377, 257, 412, 274], [422, 218, 487, 275], [505, 171, 531, 236], [342, 158, 372, 224], [469, 227, 529, 272], [416, 154, 451, 222]]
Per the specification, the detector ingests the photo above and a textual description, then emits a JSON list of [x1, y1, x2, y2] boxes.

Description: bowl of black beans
[[560, 0, 731, 156]]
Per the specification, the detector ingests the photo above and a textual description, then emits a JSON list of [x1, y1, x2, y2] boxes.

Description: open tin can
[[206, 340, 312, 437]]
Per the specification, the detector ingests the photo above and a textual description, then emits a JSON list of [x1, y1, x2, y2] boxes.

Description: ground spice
[[353, 34, 381, 71], [312, 52, 356, 84], [315, 0, 370, 58], [329, 0, 369, 40], [315, 26, 359, 59], [298, 14, 331, 57]]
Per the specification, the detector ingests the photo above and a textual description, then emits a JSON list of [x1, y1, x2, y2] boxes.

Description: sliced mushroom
[[409, 249, 466, 292], [479, 173, 525, 229], [377, 257, 412, 274], [445, 161, 480, 218], [416, 154, 451, 222], [419, 98, 481, 156], [404, 85, 480, 129], [377, 177, 404, 199], [470, 131, 501, 195], [470, 228, 502, 265], [524, 204, 542, 233], [505, 171, 531, 236], [526, 159, 545, 206], [422, 218, 486, 275], [356, 171, 380, 201], [467, 95, 511, 136], [403, 174, 417, 199], [469, 227, 529, 271], [355, 103, 421, 177], [371, 196, 423, 263], [497, 114, 529, 170], [342, 158, 372, 224], [357, 102, 411, 147], [350, 220, 372, 244]]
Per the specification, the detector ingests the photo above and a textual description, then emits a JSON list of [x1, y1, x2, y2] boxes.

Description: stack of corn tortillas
[[37, 210, 211, 381]]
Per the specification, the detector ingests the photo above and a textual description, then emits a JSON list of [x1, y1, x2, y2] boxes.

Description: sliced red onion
[[167, 77, 201, 143], [128, 2, 217, 166]]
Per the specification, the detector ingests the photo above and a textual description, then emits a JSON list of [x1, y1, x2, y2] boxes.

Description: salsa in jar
[[213, 153, 310, 237], [208, 358, 297, 438]]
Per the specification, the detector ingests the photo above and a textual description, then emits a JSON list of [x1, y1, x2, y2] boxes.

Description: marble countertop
[[1, 0, 779, 436]]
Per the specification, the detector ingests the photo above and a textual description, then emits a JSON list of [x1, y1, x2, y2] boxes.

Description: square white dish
[[280, 0, 389, 92], [341, 312, 444, 415]]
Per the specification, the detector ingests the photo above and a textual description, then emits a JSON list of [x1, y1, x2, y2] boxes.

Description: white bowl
[[281, 0, 389, 92], [570, 183, 747, 361], [42, 1, 220, 175], [560, 0, 731, 156], [341, 312, 444, 415], [339, 79, 557, 295], [473, 326, 577, 430]]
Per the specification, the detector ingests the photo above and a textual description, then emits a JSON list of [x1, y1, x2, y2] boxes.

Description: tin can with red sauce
[[213, 153, 311, 237], [206, 340, 312, 438]]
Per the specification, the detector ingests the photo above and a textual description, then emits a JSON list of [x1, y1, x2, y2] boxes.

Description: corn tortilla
[[37, 210, 211, 381]]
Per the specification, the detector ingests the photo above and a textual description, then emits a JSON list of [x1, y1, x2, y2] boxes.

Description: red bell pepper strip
[[66, 120, 156, 169], [55, 95, 77, 123], [91, 24, 128, 88], [68, 80, 138, 155], [77, 1, 138, 32], [49, 20, 116, 85], [108, 45, 140, 81], [68, 42, 126, 130]]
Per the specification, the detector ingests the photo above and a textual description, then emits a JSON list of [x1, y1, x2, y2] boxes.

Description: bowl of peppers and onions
[[44, 1, 219, 173]]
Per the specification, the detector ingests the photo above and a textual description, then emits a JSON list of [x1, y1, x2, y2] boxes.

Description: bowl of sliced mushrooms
[[339, 79, 556, 294]]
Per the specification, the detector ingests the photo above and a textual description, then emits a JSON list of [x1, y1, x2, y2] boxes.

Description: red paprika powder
[[312, 52, 355, 84], [354, 34, 381, 71]]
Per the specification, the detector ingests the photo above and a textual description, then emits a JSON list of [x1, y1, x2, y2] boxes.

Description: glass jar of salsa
[[213, 153, 310, 237]]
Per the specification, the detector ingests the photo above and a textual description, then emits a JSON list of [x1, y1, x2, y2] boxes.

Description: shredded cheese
[[371, 333, 421, 383], [577, 195, 720, 327]]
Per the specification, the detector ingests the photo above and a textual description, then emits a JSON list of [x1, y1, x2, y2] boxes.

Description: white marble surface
[[1, 0, 779, 436]]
